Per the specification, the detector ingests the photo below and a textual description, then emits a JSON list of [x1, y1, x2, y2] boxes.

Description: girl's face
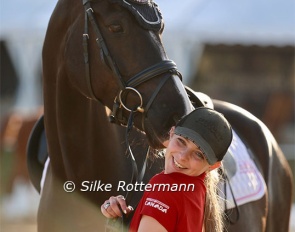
[[164, 127, 212, 176]]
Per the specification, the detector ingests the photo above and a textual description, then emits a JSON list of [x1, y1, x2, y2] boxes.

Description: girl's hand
[[101, 195, 134, 218]]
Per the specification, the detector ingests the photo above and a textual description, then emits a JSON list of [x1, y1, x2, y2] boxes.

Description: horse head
[[64, 0, 191, 148]]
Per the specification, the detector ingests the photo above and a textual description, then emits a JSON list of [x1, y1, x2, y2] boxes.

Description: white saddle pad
[[220, 130, 266, 210]]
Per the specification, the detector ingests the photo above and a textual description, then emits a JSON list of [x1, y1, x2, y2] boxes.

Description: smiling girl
[[101, 107, 233, 232]]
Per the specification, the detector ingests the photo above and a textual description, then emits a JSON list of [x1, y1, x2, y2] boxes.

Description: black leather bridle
[[82, 0, 183, 229], [82, 0, 182, 127]]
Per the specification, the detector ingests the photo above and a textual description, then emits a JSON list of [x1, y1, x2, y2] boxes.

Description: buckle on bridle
[[109, 87, 144, 125], [118, 87, 144, 113]]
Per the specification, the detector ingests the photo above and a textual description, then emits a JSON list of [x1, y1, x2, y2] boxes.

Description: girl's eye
[[177, 138, 186, 146], [193, 151, 205, 160], [108, 24, 123, 33]]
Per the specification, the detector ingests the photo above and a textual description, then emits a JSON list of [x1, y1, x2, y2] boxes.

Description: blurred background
[[0, 0, 294, 231]]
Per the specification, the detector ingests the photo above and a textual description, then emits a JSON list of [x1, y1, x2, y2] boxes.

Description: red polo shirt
[[129, 171, 206, 232]]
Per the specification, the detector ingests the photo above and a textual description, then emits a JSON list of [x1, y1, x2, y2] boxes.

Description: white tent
[[157, 0, 295, 83], [0, 0, 57, 37], [158, 0, 295, 45], [0, 0, 57, 113]]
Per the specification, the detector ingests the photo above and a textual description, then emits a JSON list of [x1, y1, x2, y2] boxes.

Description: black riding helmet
[[174, 107, 233, 165]]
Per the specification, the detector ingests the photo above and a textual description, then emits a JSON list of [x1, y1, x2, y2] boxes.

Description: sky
[[0, 0, 294, 44]]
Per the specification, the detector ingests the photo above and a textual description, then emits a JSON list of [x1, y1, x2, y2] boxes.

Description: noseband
[[82, 0, 182, 127]]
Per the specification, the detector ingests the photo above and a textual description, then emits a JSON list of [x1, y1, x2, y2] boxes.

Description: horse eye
[[108, 24, 123, 33]]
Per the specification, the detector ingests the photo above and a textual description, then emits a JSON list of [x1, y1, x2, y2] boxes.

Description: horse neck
[[46, 93, 127, 177]]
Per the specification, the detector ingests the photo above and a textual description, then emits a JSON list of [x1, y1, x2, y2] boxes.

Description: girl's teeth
[[174, 159, 185, 169]]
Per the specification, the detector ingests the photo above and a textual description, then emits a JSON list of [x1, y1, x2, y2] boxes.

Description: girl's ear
[[208, 161, 221, 171]]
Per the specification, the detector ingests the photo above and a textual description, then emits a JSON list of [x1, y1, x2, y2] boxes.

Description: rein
[[220, 167, 240, 225], [105, 109, 149, 232]]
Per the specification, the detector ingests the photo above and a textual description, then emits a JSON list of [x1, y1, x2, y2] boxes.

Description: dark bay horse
[[29, 0, 293, 231], [38, 0, 191, 231]]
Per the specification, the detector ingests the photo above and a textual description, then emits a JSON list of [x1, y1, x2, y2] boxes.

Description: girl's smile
[[173, 157, 186, 169]]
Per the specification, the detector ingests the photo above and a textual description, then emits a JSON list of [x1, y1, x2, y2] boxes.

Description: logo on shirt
[[144, 198, 169, 213]]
